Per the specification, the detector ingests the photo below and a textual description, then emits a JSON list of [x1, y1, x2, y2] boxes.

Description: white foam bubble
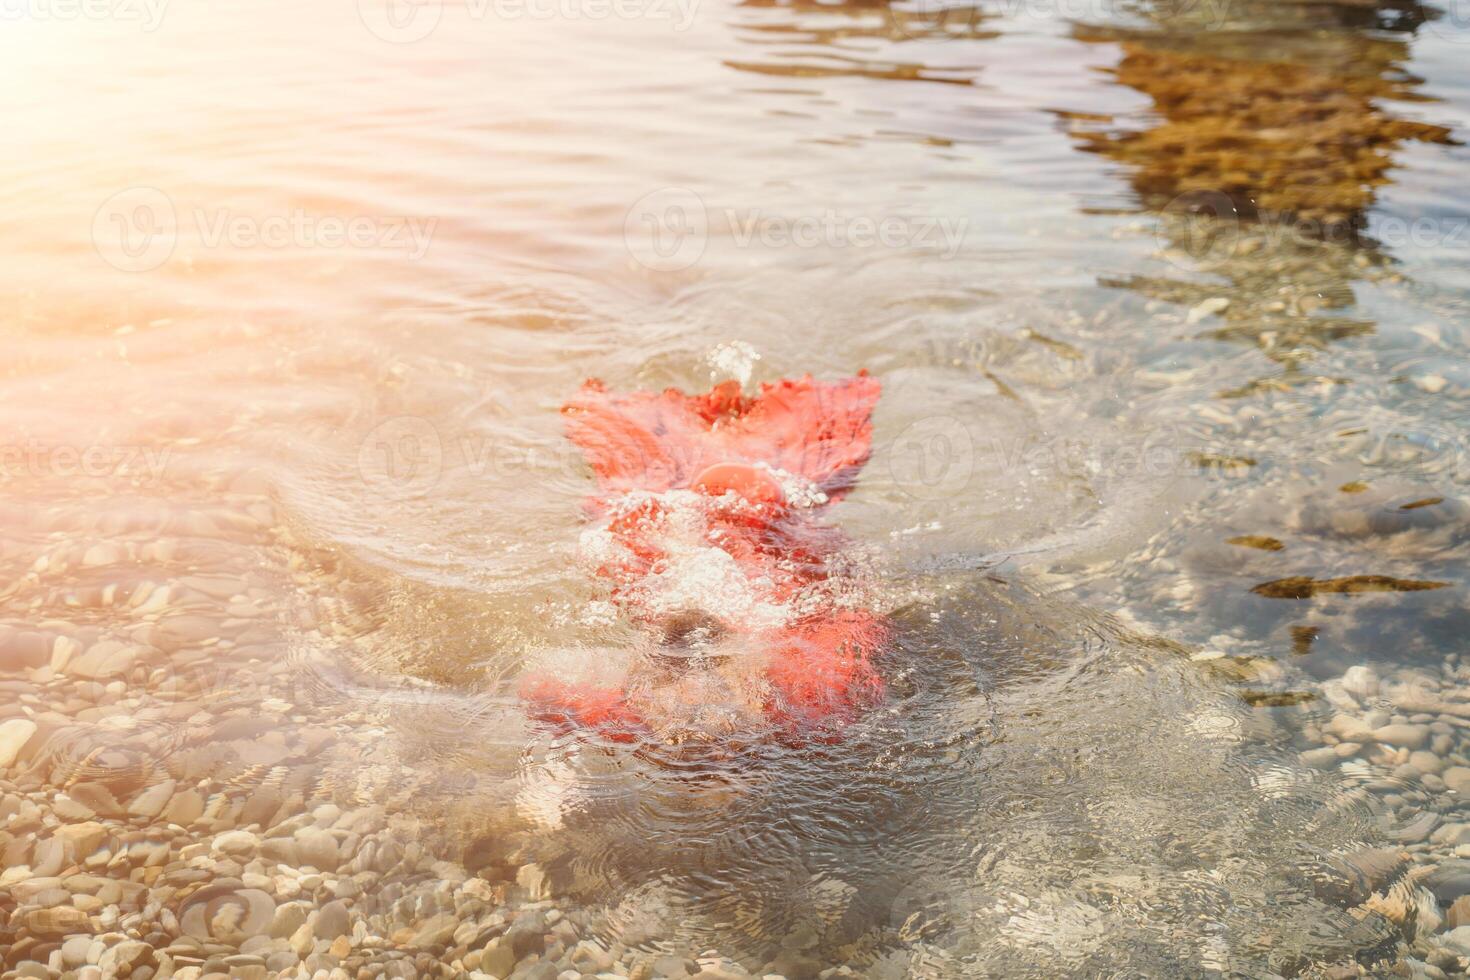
[[707, 340, 762, 388]]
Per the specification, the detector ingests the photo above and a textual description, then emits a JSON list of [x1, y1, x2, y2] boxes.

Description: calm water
[[1, 0, 1468, 974]]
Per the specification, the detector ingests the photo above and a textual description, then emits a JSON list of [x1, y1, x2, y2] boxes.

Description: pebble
[[1447, 896, 1470, 930], [0, 628, 51, 671], [99, 939, 154, 975], [1327, 713, 1376, 742], [409, 912, 458, 947], [1392, 810, 1441, 844], [1443, 767, 1470, 793], [480, 939, 516, 978], [1441, 925, 1470, 955], [0, 717, 38, 767], [213, 830, 258, 855], [165, 789, 206, 825], [60, 935, 92, 968], [26, 905, 90, 936], [259, 836, 299, 865], [1426, 863, 1470, 903], [294, 828, 339, 871], [313, 899, 351, 941], [1435, 824, 1470, 847], [128, 779, 178, 819], [239, 889, 279, 934], [5, 566, 1466, 980], [1373, 724, 1430, 749], [1186, 296, 1230, 324], [1301, 746, 1338, 769], [31, 837, 65, 876], [56, 819, 109, 859], [265, 950, 299, 972], [1342, 665, 1380, 699], [67, 640, 141, 680], [53, 793, 97, 821], [1410, 751, 1446, 774]]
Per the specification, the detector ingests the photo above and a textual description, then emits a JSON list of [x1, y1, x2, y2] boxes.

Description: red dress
[[521, 373, 887, 741]]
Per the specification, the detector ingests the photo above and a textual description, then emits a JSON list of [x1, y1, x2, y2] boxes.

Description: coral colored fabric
[[561, 374, 881, 501], [523, 374, 886, 740]]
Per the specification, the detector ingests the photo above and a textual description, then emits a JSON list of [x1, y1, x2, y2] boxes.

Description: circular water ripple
[[246, 525, 1435, 975], [38, 717, 187, 796]]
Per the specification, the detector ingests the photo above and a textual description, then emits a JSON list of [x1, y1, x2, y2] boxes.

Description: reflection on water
[[728, 0, 994, 82], [1068, 0, 1458, 400], [0, 0, 1468, 975], [1070, 15, 1454, 230], [1049, 0, 1468, 705]]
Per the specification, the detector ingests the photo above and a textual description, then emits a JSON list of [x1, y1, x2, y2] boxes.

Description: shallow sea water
[[1, 0, 1468, 976]]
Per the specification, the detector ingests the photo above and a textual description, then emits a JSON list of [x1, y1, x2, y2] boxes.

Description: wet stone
[[1302, 746, 1338, 769], [265, 950, 299, 972], [1342, 666, 1381, 700], [0, 629, 51, 671], [1374, 724, 1431, 749], [408, 911, 458, 947], [314, 899, 351, 940], [66, 641, 144, 680], [1435, 824, 1470, 847], [56, 820, 109, 859], [164, 789, 206, 826], [52, 794, 96, 822], [1441, 926, 1470, 956], [1391, 810, 1440, 844], [517, 963, 561, 980], [507, 919, 547, 959], [30, 837, 65, 876], [258, 836, 299, 865], [99, 939, 154, 975], [294, 828, 339, 871], [213, 830, 258, 856], [1426, 863, 1470, 903], [128, 779, 178, 819], [25, 905, 90, 936], [238, 788, 282, 828], [68, 782, 124, 818], [1409, 751, 1446, 774], [0, 718, 38, 768]]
